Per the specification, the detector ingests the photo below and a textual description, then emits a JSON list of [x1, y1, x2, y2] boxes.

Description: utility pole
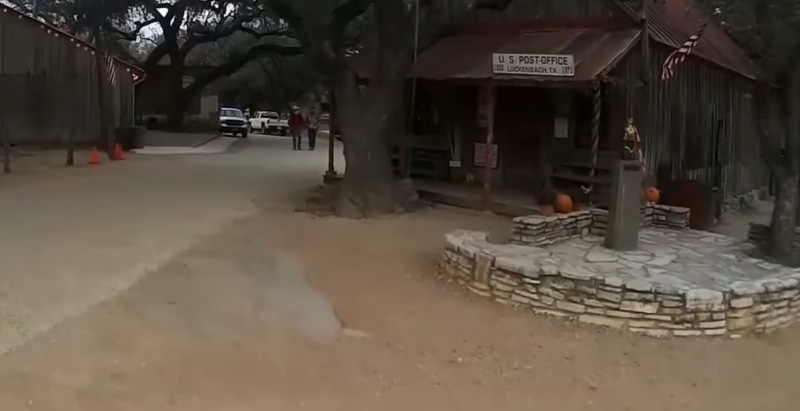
[[31, 0, 39, 18]]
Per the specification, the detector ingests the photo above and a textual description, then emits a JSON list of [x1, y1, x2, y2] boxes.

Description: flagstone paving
[[545, 228, 791, 293]]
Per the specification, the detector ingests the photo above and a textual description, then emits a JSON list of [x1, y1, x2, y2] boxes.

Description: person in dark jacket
[[307, 107, 320, 151], [288, 106, 306, 151]]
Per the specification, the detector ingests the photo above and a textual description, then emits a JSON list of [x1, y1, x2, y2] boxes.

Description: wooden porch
[[414, 180, 542, 217]]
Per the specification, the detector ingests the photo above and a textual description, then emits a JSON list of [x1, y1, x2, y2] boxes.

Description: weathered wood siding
[[0, 9, 135, 144], [610, 46, 767, 201]]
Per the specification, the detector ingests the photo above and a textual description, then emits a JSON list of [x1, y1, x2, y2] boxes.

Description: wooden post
[[482, 84, 496, 208], [66, 125, 75, 166], [640, 0, 650, 82], [586, 84, 602, 206], [2, 123, 9, 174], [325, 90, 337, 179]]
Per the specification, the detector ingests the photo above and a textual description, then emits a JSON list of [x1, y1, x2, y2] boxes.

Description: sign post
[[492, 54, 575, 77]]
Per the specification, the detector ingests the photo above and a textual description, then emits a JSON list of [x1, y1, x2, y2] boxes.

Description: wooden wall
[[609, 46, 767, 201], [0, 9, 136, 145]]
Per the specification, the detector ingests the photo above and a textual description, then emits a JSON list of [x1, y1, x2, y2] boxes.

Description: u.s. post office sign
[[492, 53, 575, 77]]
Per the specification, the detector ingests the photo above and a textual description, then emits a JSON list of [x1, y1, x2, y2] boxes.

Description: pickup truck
[[219, 107, 249, 138], [268, 114, 289, 136], [248, 111, 288, 135]]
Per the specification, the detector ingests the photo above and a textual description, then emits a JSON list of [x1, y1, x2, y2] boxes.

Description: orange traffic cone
[[87, 147, 101, 165], [113, 143, 126, 161]]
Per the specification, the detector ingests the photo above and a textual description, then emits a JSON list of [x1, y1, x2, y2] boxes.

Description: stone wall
[[512, 204, 691, 246], [747, 223, 800, 251], [440, 230, 800, 338], [651, 204, 691, 229], [511, 211, 593, 246]]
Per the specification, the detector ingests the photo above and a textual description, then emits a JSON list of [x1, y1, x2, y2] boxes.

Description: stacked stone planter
[[590, 209, 609, 236], [747, 223, 800, 252], [652, 204, 691, 229], [513, 204, 690, 247], [511, 211, 593, 246], [439, 228, 800, 338]]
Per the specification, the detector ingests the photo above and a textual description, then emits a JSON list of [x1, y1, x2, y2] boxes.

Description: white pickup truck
[[249, 111, 288, 135]]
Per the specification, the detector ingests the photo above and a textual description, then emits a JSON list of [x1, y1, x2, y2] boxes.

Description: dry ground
[[0, 205, 796, 410]]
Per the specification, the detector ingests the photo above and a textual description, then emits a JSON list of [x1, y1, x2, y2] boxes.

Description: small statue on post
[[622, 117, 640, 160], [605, 118, 645, 251]]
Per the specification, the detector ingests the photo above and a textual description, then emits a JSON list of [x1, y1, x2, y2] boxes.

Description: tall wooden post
[[482, 84, 496, 208], [640, 0, 650, 81], [0, 16, 6, 174], [325, 90, 337, 180], [2, 124, 10, 174]]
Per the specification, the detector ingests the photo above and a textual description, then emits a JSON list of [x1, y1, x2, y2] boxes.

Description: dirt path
[[0, 206, 797, 410]]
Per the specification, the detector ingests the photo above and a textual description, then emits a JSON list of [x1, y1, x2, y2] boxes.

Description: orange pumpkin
[[644, 187, 660, 203], [553, 194, 573, 214]]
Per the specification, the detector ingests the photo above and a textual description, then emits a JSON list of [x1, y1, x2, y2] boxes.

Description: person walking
[[288, 106, 306, 151], [307, 108, 320, 151]]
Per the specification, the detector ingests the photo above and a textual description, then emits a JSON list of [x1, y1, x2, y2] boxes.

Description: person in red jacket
[[288, 106, 306, 151]]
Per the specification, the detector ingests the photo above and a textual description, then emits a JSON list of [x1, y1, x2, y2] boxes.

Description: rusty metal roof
[[409, 29, 640, 82], [616, 0, 758, 80]]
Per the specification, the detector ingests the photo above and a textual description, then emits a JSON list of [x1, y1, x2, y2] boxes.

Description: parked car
[[219, 107, 248, 138], [267, 113, 289, 136], [248, 111, 279, 134]]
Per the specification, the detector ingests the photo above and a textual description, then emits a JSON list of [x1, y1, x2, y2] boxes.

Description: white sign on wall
[[474, 143, 498, 169], [492, 53, 575, 77]]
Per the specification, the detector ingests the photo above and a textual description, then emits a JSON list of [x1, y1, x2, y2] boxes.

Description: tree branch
[[180, 19, 287, 56], [142, 41, 172, 71], [102, 17, 159, 41], [331, 0, 375, 48], [182, 40, 303, 100]]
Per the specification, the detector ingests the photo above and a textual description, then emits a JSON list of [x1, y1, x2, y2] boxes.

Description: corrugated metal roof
[[616, 0, 758, 80], [409, 28, 640, 82]]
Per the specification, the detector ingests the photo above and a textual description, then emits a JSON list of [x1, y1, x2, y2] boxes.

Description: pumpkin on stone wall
[[553, 193, 573, 214], [644, 187, 660, 203]]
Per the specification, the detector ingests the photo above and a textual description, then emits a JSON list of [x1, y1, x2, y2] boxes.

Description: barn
[[393, 0, 765, 220], [0, 5, 144, 145]]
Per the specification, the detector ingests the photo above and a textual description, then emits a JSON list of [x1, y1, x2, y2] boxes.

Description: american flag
[[661, 9, 721, 81], [105, 54, 117, 85]]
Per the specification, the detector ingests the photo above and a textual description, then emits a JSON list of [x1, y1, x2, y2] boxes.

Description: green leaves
[[218, 55, 319, 111]]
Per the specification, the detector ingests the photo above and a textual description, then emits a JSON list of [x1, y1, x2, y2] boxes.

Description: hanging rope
[[582, 83, 602, 204]]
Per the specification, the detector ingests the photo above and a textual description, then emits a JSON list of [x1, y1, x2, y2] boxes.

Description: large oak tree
[[263, 0, 459, 217]]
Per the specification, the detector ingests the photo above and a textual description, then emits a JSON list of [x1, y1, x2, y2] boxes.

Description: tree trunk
[[332, 71, 415, 218], [165, 101, 188, 131], [325, 0, 417, 218], [769, 164, 799, 264], [165, 64, 188, 131]]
